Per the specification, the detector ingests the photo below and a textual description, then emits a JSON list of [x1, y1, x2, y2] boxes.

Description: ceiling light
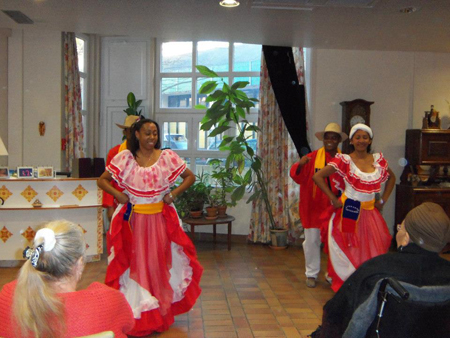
[[399, 7, 417, 14], [220, 0, 240, 8]]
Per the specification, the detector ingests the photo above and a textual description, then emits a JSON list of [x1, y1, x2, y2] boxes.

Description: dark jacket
[[316, 244, 450, 337]]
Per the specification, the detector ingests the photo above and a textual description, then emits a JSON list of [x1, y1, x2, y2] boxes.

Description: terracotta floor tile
[[0, 237, 340, 338]]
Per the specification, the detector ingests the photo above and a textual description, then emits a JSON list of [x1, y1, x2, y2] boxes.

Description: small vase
[[190, 210, 203, 219], [205, 206, 218, 219], [217, 205, 227, 218]]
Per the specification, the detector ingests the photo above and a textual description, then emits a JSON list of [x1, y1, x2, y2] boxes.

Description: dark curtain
[[262, 46, 310, 156]]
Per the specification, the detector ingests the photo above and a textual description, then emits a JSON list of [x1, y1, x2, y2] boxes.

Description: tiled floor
[[0, 234, 335, 338]]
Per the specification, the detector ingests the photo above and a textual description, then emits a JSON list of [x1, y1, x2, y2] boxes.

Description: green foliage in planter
[[174, 172, 211, 217], [196, 65, 277, 230], [209, 159, 234, 207], [124, 92, 143, 116]]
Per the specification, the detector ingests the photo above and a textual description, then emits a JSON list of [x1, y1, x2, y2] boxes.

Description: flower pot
[[269, 229, 288, 250], [205, 206, 218, 219], [217, 205, 227, 218], [190, 210, 203, 219]]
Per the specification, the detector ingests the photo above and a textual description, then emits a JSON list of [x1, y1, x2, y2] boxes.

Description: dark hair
[[129, 118, 161, 157]]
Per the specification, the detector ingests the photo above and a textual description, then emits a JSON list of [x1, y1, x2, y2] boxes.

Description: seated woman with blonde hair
[[0, 220, 134, 338]]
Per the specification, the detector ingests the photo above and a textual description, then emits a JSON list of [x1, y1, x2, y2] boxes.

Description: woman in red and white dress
[[98, 118, 202, 336], [313, 123, 395, 292]]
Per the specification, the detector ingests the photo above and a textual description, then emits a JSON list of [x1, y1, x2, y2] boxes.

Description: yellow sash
[[118, 140, 128, 153], [340, 193, 375, 211], [312, 147, 341, 198], [133, 201, 164, 214]]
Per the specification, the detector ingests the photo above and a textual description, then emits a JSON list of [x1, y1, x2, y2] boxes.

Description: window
[[76, 34, 88, 151], [156, 41, 261, 174]]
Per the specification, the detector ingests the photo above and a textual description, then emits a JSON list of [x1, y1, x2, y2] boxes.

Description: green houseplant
[[174, 172, 211, 219], [196, 66, 282, 240], [209, 159, 234, 217], [123, 92, 143, 116]]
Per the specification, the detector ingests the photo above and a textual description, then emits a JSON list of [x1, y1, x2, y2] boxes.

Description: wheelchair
[[365, 278, 450, 338]]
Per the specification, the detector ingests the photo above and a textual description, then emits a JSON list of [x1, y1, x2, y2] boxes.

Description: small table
[[182, 215, 235, 251]]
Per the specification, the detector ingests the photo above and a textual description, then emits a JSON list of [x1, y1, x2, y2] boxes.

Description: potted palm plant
[[196, 65, 287, 247]]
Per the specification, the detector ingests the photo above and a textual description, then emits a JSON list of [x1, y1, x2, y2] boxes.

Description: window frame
[[155, 40, 260, 174], [76, 33, 89, 152]]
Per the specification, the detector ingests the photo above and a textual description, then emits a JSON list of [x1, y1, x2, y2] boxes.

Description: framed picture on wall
[[17, 167, 34, 179], [37, 166, 54, 178], [0, 167, 9, 178]]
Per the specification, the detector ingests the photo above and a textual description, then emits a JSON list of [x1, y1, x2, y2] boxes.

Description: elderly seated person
[[310, 202, 450, 338], [0, 220, 134, 338]]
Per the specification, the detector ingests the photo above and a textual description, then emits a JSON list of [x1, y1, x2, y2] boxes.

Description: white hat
[[315, 123, 348, 142], [349, 123, 373, 139], [116, 115, 140, 129]]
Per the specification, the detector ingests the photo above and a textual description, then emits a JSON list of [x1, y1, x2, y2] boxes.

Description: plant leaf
[[195, 104, 207, 110], [196, 66, 219, 77], [231, 185, 246, 202], [231, 81, 249, 90], [199, 81, 218, 94], [127, 92, 136, 108], [209, 125, 230, 137]]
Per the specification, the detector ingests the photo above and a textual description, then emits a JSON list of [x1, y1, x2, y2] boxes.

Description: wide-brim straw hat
[[315, 123, 348, 142], [116, 115, 140, 129]]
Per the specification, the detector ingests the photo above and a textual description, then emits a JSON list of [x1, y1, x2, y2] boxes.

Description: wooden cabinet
[[405, 129, 450, 165], [395, 129, 450, 249], [395, 185, 450, 225]]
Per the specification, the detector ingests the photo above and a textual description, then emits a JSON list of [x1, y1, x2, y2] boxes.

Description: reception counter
[[0, 178, 103, 264]]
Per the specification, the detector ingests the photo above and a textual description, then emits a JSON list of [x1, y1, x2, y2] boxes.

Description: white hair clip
[[35, 228, 57, 252]]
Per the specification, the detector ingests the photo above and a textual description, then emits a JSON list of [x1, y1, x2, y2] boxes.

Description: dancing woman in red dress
[[313, 124, 395, 292], [98, 118, 203, 336]]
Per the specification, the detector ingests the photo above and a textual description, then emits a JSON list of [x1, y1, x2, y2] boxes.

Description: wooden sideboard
[[395, 185, 450, 225], [395, 129, 450, 249]]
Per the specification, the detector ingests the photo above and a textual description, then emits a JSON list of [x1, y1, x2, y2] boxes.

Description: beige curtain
[[63, 32, 84, 171], [248, 48, 306, 244]]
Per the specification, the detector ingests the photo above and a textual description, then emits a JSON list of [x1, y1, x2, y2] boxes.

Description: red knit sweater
[[0, 281, 135, 338]]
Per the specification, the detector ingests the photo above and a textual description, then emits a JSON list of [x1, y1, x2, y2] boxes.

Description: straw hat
[[116, 115, 140, 129], [315, 123, 348, 142]]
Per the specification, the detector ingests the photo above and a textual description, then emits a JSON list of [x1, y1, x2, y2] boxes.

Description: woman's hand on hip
[[116, 192, 129, 205], [331, 198, 343, 209], [163, 193, 174, 205]]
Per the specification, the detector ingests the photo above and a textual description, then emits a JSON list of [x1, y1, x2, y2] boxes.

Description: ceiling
[[1, 0, 450, 52]]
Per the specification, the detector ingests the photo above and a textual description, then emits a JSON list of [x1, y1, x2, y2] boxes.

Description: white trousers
[[303, 228, 321, 279]]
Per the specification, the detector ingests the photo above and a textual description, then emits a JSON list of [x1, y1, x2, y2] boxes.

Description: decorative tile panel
[[72, 184, 88, 201], [46, 185, 64, 202], [1, 226, 13, 243], [21, 227, 36, 242], [21, 185, 38, 202], [0, 185, 13, 201]]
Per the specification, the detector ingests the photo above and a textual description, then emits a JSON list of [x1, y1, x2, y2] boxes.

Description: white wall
[[308, 49, 450, 232], [6, 27, 450, 236], [0, 29, 10, 167], [8, 28, 62, 169]]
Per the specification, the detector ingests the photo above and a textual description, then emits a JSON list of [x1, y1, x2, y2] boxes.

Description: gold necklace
[[139, 151, 156, 167]]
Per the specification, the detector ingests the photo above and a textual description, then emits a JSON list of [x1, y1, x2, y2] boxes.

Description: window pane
[[76, 37, 85, 73], [161, 78, 192, 108], [80, 77, 86, 110], [233, 43, 261, 72], [196, 77, 229, 108], [197, 41, 229, 72], [234, 76, 260, 109], [161, 122, 188, 150], [195, 158, 214, 176], [198, 122, 223, 150], [161, 42, 192, 73]]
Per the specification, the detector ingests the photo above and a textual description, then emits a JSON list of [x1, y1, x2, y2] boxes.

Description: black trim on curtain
[[262, 46, 310, 155]]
